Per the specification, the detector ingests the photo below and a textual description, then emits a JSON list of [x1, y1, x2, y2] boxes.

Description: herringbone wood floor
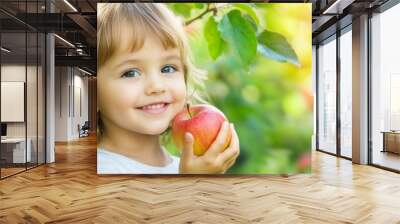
[[1, 135, 400, 223]]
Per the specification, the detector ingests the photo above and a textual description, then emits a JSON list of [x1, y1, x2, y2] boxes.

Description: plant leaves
[[252, 3, 269, 9], [257, 30, 300, 67], [169, 3, 193, 18], [194, 3, 205, 9], [218, 10, 257, 66], [204, 16, 225, 60], [243, 14, 258, 32], [248, 3, 258, 8], [232, 3, 260, 25]]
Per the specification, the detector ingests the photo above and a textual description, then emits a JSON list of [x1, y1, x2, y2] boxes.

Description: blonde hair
[[97, 3, 207, 137]]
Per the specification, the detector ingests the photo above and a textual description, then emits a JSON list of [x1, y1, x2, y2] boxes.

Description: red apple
[[172, 104, 231, 156]]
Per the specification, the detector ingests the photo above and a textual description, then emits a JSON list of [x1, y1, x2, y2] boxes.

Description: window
[[371, 2, 400, 171], [339, 28, 352, 158], [317, 36, 337, 154]]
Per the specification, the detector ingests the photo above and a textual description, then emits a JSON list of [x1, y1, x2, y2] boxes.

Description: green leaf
[[204, 17, 225, 60], [232, 3, 260, 25], [243, 14, 257, 32], [218, 10, 257, 66], [169, 3, 193, 18], [257, 30, 300, 67], [248, 3, 258, 8], [252, 3, 269, 9], [194, 3, 205, 9]]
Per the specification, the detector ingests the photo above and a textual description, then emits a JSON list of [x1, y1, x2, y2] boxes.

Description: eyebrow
[[164, 55, 181, 61], [115, 59, 141, 69], [114, 54, 181, 69]]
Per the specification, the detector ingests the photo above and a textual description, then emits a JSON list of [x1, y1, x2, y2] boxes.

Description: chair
[[78, 121, 90, 138]]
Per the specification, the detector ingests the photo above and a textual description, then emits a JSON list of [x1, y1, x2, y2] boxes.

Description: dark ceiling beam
[[52, 0, 77, 13], [7, 12, 96, 47], [312, 0, 377, 43], [0, 18, 26, 31], [322, 0, 356, 14], [78, 66, 96, 76], [0, 8, 38, 31], [55, 55, 96, 71], [11, 13, 81, 32], [312, 0, 356, 35], [55, 47, 96, 57], [312, 0, 387, 43], [312, 14, 352, 44], [312, 15, 335, 33], [66, 13, 96, 39], [86, 0, 97, 12], [2, 11, 95, 49]]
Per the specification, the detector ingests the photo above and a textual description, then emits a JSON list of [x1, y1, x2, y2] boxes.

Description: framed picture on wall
[[96, 2, 313, 175], [1, 81, 25, 122]]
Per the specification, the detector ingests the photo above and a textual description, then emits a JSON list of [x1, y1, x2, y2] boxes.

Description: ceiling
[[1, 0, 97, 74], [0, 0, 394, 75], [310, 0, 390, 43]]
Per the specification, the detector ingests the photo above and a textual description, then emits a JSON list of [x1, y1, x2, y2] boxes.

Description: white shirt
[[97, 148, 180, 174]]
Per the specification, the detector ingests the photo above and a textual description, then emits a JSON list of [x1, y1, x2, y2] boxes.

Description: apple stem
[[186, 103, 192, 119]]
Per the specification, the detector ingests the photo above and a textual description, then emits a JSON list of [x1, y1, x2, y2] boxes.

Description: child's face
[[98, 33, 187, 135]]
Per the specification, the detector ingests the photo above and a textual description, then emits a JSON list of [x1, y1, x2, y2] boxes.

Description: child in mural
[[97, 3, 240, 174]]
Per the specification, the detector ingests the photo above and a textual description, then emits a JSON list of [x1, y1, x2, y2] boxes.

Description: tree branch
[[185, 4, 217, 26]]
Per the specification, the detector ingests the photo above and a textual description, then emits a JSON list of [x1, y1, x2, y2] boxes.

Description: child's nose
[[145, 73, 166, 95]]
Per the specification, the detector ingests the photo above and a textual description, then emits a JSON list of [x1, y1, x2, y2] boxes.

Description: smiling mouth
[[136, 102, 170, 114]]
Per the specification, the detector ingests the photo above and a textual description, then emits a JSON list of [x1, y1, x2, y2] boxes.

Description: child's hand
[[179, 121, 240, 174]]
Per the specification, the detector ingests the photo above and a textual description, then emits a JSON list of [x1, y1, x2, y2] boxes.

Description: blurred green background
[[163, 3, 312, 174]]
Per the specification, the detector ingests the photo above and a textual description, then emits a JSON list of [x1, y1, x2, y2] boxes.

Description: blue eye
[[161, 65, 177, 74], [121, 69, 141, 78]]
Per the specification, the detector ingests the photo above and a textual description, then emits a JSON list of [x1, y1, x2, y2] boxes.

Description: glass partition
[[317, 36, 337, 154], [0, 0, 46, 179], [1, 29, 28, 178], [339, 27, 352, 158], [371, 3, 400, 171]]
